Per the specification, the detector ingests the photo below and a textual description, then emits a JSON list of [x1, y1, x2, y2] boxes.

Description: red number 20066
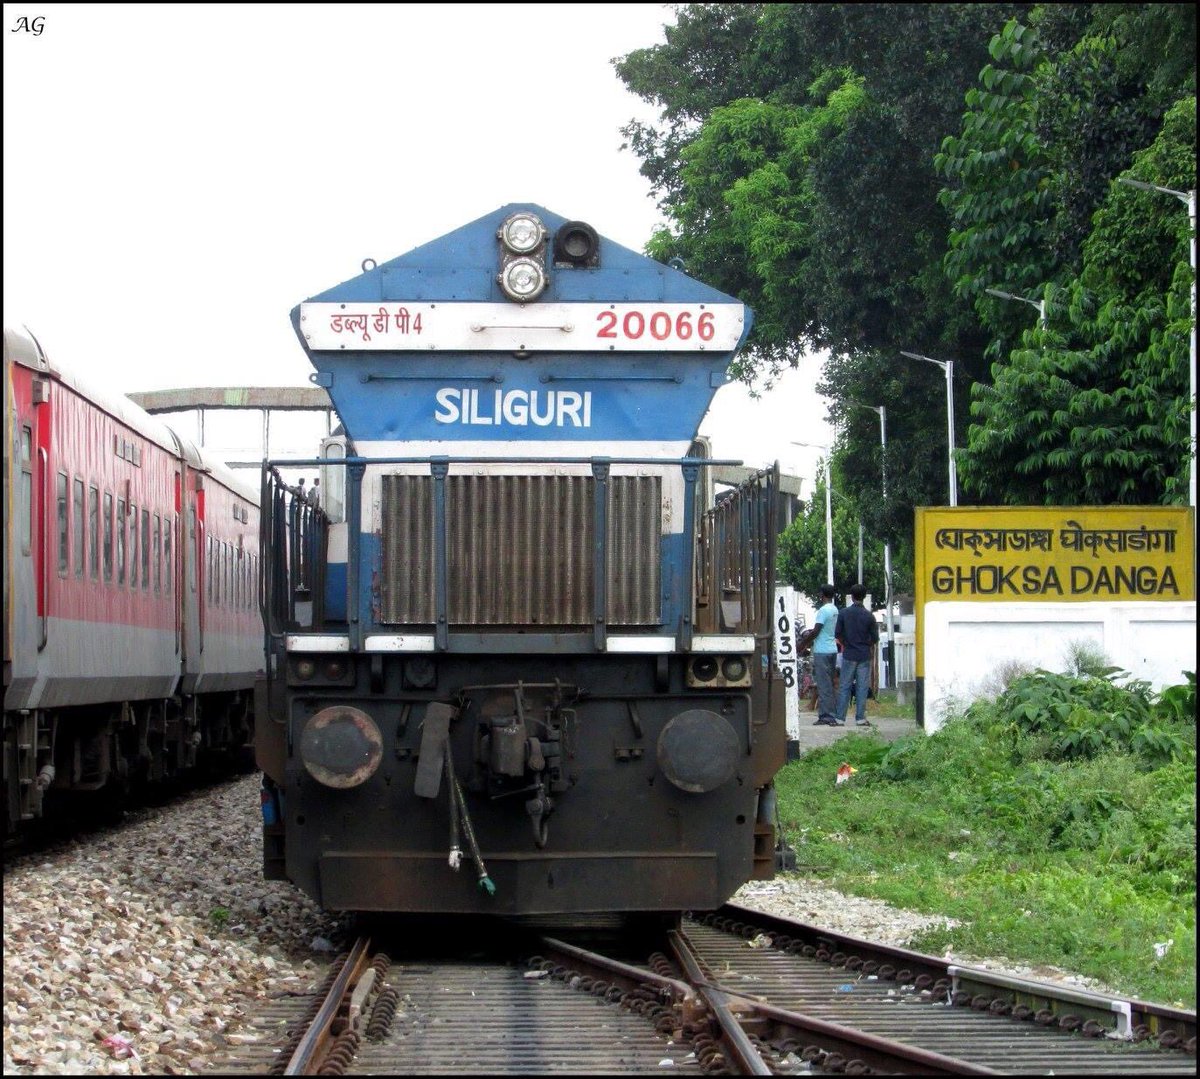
[[596, 309, 715, 342]]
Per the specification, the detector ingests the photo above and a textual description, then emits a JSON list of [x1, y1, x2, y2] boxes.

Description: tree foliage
[[616, 3, 1196, 539], [959, 96, 1195, 503], [776, 455, 914, 602]]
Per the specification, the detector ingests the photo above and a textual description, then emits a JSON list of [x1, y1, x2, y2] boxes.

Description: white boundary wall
[[922, 601, 1197, 732]]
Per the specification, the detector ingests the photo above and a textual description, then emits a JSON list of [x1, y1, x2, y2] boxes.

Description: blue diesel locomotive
[[255, 205, 787, 914]]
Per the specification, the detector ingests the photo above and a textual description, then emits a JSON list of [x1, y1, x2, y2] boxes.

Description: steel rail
[[668, 928, 775, 1075], [282, 935, 371, 1075], [538, 934, 699, 1011], [718, 902, 1197, 1046], [727, 992, 999, 1075]]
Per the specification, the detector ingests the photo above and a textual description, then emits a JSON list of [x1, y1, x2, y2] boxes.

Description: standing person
[[306, 477, 320, 507], [799, 584, 841, 726], [835, 583, 880, 726]]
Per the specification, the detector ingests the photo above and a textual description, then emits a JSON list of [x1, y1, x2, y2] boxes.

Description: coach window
[[142, 509, 151, 589], [88, 485, 99, 579], [56, 473, 69, 576], [103, 492, 114, 581], [153, 514, 161, 592], [130, 505, 139, 588], [117, 498, 126, 585], [73, 478, 85, 576], [20, 427, 33, 555], [207, 535, 214, 604]]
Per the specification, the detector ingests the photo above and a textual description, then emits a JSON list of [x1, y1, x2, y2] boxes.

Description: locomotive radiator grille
[[380, 474, 661, 626]]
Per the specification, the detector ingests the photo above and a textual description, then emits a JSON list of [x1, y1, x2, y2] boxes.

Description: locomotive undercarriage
[[3, 690, 254, 835], [261, 649, 778, 914]]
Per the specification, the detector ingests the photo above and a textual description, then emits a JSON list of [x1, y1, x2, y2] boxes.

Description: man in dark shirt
[[835, 583, 879, 726]]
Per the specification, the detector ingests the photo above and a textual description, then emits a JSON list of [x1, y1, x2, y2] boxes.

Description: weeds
[[774, 670, 1196, 1007], [1062, 637, 1113, 678]]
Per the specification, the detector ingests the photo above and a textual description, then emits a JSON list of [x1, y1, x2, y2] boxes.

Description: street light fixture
[[1117, 176, 1197, 520], [791, 441, 833, 585], [985, 286, 1047, 329], [900, 351, 958, 507]]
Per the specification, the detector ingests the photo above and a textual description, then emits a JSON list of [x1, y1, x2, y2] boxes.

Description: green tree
[[776, 456, 913, 601], [618, 3, 1195, 531], [960, 96, 1195, 503], [616, 3, 1019, 558]]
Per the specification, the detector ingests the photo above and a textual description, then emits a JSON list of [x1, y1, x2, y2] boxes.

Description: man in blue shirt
[[800, 584, 841, 726], [836, 583, 880, 726]]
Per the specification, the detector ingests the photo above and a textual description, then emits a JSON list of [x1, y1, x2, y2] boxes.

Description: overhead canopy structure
[[126, 386, 338, 470]]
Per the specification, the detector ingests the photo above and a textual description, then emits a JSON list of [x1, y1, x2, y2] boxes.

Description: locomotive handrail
[[262, 454, 748, 468], [261, 453, 776, 651], [260, 462, 328, 645]]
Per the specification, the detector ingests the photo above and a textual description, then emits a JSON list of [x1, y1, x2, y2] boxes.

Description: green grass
[[773, 670, 1197, 1008], [870, 688, 915, 721]]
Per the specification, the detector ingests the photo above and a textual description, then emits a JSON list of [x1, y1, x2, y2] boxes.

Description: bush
[[772, 671, 1197, 1006]]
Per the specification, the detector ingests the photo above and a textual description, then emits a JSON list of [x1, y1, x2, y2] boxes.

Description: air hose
[[447, 757, 495, 898]]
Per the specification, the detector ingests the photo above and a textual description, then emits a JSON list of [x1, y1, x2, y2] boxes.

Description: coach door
[[33, 381, 49, 651], [173, 469, 184, 660], [193, 477, 205, 657]]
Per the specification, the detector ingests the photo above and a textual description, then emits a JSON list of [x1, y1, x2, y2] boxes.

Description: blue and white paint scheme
[[289, 203, 753, 647]]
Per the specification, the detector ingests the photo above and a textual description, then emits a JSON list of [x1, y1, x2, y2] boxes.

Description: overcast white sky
[[4, 3, 832, 489]]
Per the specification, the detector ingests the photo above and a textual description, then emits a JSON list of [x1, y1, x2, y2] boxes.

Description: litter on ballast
[[100, 1033, 140, 1061]]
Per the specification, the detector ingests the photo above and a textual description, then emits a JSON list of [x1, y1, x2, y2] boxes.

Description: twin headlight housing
[[289, 654, 352, 685], [496, 212, 599, 303], [686, 654, 752, 689]]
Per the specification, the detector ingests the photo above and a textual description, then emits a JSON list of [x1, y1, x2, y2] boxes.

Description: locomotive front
[[257, 205, 787, 914]]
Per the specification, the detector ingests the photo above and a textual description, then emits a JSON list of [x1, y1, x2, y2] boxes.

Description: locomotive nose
[[299, 706, 383, 789]]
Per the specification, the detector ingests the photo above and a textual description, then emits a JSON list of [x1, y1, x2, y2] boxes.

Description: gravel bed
[[3, 775, 346, 1075], [4, 772, 1116, 1075], [731, 876, 1120, 996]]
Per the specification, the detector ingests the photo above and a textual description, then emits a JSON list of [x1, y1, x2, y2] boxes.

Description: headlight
[[294, 658, 316, 681], [298, 706, 382, 789], [498, 257, 547, 302], [323, 658, 347, 681], [499, 212, 546, 254]]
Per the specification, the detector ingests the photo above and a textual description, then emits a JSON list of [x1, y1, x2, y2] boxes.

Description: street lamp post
[[853, 404, 894, 688], [900, 351, 958, 506], [792, 441, 833, 585], [985, 286, 1047, 329], [1118, 176, 1197, 520]]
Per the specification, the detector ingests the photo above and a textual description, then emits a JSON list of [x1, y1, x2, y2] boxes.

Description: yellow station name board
[[915, 506, 1195, 604]]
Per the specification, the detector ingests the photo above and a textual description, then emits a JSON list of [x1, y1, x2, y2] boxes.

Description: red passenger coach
[[3, 326, 262, 833]]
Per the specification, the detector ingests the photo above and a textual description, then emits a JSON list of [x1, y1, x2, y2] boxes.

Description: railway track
[[212, 907, 1197, 1075]]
